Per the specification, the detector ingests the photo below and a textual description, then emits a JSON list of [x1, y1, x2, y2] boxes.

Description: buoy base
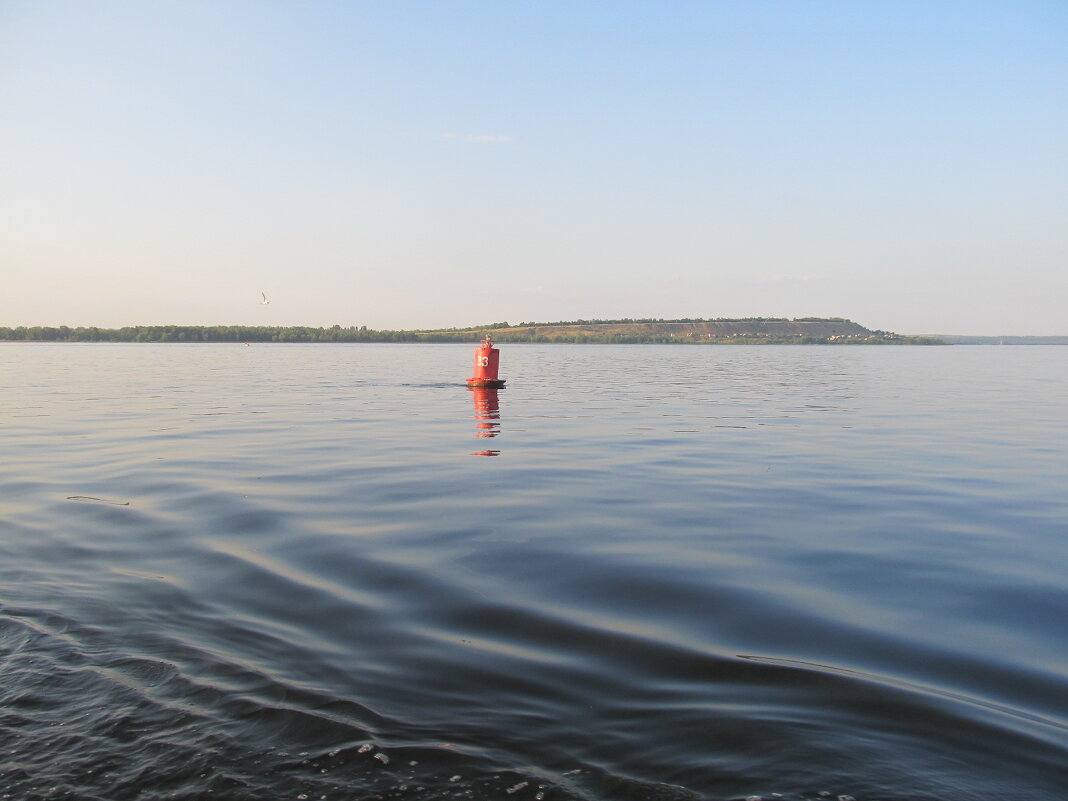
[[466, 379, 505, 389]]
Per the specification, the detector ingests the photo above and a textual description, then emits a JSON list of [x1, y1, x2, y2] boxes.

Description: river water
[[2, 343, 1067, 801]]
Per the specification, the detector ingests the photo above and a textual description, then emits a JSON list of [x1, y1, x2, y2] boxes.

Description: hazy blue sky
[[2, 1, 1065, 334]]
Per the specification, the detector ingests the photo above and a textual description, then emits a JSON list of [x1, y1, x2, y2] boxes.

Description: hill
[[423, 318, 943, 345], [0, 319, 944, 344]]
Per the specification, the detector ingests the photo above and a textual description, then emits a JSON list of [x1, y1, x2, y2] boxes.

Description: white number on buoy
[[477, 356, 490, 367]]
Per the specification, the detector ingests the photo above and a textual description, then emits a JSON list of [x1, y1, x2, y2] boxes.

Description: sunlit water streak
[[2, 343, 1067, 801]]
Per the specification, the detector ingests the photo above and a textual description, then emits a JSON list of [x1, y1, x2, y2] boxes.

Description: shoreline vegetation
[[1, 318, 949, 344]]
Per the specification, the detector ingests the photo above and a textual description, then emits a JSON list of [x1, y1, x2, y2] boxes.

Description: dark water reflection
[[2, 343, 1068, 800]]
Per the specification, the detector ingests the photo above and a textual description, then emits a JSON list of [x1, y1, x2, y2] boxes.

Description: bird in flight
[[261, 292, 270, 305]]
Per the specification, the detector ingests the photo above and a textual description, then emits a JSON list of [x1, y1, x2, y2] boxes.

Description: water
[[2, 343, 1067, 801]]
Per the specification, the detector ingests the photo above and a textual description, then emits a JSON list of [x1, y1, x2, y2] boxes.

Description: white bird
[[260, 292, 270, 305]]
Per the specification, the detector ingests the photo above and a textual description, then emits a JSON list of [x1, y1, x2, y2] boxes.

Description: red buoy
[[466, 335, 505, 389]]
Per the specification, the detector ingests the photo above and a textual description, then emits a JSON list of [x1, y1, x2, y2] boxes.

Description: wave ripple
[[3, 344, 1068, 800]]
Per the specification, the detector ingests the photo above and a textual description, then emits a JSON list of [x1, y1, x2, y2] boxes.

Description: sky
[[1, 1, 1065, 335]]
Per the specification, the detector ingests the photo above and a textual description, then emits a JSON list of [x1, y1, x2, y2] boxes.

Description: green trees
[[0, 324, 388, 343], [0, 320, 945, 345]]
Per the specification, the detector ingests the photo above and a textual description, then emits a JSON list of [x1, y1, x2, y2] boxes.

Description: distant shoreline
[[929, 335, 1068, 345], [0, 319, 949, 345], [5, 325, 1064, 345]]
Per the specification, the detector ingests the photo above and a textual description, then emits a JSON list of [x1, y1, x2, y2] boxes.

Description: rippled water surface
[[3, 343, 1067, 801]]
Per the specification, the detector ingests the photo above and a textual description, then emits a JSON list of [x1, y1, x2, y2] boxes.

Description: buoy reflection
[[470, 387, 502, 456]]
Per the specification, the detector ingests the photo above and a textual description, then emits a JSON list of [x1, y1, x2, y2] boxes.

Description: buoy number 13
[[477, 356, 490, 367]]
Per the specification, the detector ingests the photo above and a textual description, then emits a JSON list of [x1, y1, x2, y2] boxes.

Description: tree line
[[0, 324, 943, 345], [0, 325, 418, 343], [0, 318, 850, 342]]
